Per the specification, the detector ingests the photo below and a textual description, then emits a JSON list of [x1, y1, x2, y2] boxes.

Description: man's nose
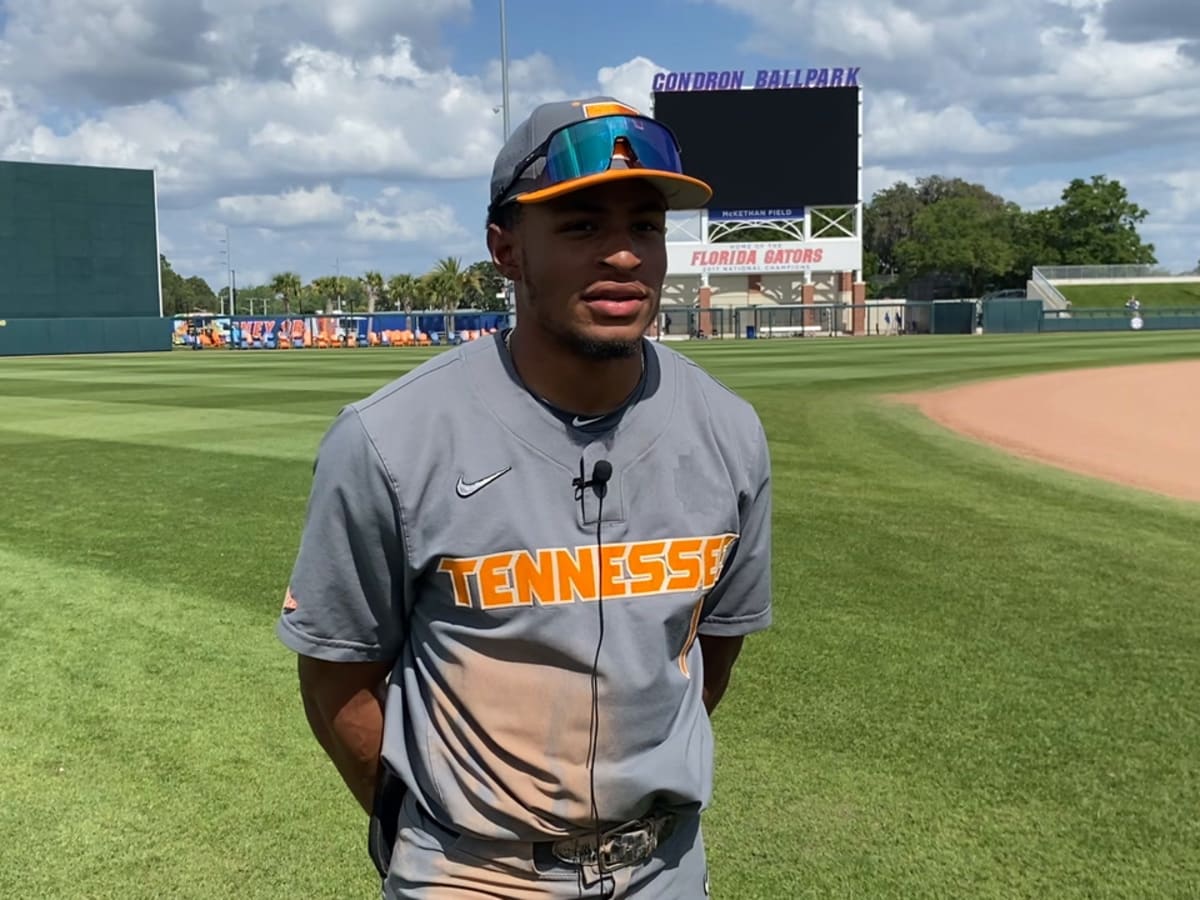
[[602, 245, 642, 273]]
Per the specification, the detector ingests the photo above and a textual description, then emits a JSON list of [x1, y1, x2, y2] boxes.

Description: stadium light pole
[[498, 0, 516, 326], [219, 228, 235, 317], [499, 0, 511, 140]]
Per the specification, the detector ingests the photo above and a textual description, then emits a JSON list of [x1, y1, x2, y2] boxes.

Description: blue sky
[[1, 0, 1197, 291]]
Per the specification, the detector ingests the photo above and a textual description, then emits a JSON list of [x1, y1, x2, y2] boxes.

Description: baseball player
[[277, 95, 773, 899]]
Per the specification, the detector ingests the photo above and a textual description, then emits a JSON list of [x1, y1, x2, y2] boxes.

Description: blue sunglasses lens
[[542, 116, 683, 184]]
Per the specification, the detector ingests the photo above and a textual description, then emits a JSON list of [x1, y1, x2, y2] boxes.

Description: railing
[[1037, 264, 1199, 280], [1030, 268, 1070, 310]]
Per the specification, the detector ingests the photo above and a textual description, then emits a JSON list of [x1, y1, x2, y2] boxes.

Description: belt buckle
[[596, 820, 657, 874]]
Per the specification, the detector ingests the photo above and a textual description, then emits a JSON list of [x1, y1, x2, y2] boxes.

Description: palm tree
[[386, 273, 418, 327], [269, 271, 302, 314], [361, 271, 384, 315], [310, 276, 340, 312], [426, 256, 482, 338]]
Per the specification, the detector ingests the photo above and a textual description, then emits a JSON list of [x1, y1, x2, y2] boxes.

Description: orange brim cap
[[515, 168, 713, 210]]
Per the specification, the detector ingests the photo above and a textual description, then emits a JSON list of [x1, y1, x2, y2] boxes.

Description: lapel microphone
[[573, 459, 613, 498]]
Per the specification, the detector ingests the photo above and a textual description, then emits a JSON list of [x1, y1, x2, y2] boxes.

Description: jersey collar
[[462, 332, 678, 480]]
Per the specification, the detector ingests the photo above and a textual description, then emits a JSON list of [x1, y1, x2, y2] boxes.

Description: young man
[[277, 96, 774, 899]]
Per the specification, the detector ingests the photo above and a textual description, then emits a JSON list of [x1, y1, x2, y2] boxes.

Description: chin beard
[[516, 268, 648, 360], [561, 333, 642, 360]]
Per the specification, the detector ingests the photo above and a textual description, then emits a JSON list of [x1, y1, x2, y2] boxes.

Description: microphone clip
[[573, 459, 613, 500]]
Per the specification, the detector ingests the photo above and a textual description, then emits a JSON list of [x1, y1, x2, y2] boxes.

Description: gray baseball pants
[[382, 792, 710, 899]]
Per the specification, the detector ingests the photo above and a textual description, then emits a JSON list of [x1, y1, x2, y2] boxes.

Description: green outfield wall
[[0, 160, 161, 320], [0, 317, 171, 356], [1041, 308, 1200, 332]]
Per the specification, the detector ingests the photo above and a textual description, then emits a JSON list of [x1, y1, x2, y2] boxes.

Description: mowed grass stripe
[[0, 347, 443, 378], [1, 332, 1198, 899], [0, 435, 312, 597], [0, 377, 395, 407], [676, 333, 1199, 391], [0, 399, 335, 461], [8, 424, 333, 462], [1, 395, 333, 426], [0, 546, 371, 900]]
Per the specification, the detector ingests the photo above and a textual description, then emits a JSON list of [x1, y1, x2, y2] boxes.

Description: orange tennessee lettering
[[666, 538, 705, 592], [438, 534, 740, 610], [599, 545, 628, 600], [436, 557, 481, 607], [626, 541, 668, 596], [478, 552, 520, 608], [556, 546, 597, 602], [703, 535, 737, 588], [511, 549, 560, 606]]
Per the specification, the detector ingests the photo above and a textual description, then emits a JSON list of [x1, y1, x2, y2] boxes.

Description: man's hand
[[698, 634, 744, 715], [297, 656, 392, 814]]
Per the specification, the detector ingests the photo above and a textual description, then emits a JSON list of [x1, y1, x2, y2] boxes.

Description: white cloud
[[867, 93, 1016, 160], [1014, 116, 1126, 140], [217, 184, 348, 228], [1161, 170, 1200, 221], [0, 0, 472, 104], [863, 165, 920, 200], [810, 2, 936, 61], [1008, 20, 1192, 103], [346, 187, 468, 243], [480, 52, 571, 125], [1003, 179, 1069, 211], [348, 205, 465, 243], [0, 87, 34, 145], [3, 38, 512, 198]]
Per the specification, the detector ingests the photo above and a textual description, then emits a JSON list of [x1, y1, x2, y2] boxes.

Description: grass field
[[1058, 281, 1200, 309], [3, 332, 1199, 899]]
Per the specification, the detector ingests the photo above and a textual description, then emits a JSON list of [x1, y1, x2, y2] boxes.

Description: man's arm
[[699, 634, 745, 715], [297, 656, 393, 814]]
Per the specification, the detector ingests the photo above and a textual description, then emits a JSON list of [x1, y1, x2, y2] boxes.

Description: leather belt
[[549, 813, 677, 873]]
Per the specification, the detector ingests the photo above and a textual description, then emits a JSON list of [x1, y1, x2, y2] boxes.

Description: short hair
[[487, 201, 522, 231]]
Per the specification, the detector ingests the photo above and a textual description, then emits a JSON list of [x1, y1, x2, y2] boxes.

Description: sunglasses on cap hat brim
[[491, 115, 712, 211]]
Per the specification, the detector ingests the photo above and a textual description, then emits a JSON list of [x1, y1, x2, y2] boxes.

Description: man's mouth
[[582, 283, 648, 318]]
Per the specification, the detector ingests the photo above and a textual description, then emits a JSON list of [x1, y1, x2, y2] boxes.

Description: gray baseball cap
[[488, 96, 712, 212]]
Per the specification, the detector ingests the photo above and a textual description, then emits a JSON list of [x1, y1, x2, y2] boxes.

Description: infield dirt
[[901, 359, 1200, 503]]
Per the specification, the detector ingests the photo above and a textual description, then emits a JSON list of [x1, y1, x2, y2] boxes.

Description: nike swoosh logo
[[571, 415, 606, 427], [455, 466, 512, 498]]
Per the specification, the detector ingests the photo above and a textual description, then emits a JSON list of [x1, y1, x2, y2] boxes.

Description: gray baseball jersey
[[277, 333, 772, 844]]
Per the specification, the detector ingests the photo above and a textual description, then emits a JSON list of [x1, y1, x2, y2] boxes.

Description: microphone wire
[[582, 462, 609, 897]]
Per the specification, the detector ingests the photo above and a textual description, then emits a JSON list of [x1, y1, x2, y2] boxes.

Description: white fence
[[1037, 264, 1200, 280]]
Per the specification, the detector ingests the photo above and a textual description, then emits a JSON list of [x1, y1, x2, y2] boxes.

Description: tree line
[[862, 174, 1158, 297], [160, 256, 506, 318]]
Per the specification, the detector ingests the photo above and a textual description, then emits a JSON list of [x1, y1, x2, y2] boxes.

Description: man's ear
[[487, 224, 521, 282]]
